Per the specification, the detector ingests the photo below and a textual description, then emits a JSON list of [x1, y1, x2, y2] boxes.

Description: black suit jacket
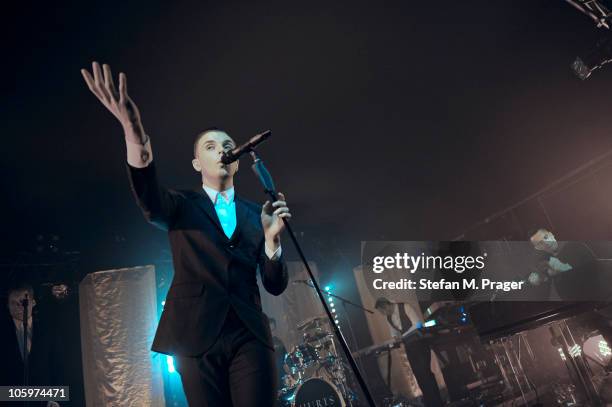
[[0, 311, 53, 406], [127, 162, 288, 357]]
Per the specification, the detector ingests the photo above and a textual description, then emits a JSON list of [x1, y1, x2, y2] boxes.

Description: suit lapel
[[231, 196, 249, 242], [195, 190, 249, 241], [194, 191, 226, 236]]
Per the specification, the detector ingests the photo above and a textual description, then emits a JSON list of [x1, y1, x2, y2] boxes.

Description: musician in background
[[529, 228, 612, 368], [528, 228, 604, 301], [1, 281, 60, 406], [375, 297, 444, 406]]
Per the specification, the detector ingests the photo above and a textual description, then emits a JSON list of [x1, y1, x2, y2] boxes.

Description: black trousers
[[175, 309, 278, 407], [404, 340, 444, 407]]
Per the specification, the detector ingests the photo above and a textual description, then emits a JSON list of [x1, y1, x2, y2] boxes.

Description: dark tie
[[386, 315, 401, 332]]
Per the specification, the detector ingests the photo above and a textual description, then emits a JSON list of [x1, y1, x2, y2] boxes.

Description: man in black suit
[[81, 62, 291, 406], [1, 282, 59, 407], [528, 228, 608, 302], [375, 297, 444, 407]]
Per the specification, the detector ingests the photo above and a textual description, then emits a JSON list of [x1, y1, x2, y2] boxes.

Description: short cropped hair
[[527, 227, 550, 240], [193, 127, 228, 157]]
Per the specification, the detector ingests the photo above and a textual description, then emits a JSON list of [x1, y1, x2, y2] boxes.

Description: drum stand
[[489, 319, 605, 406], [249, 149, 377, 407], [550, 319, 602, 406], [327, 336, 355, 405], [488, 333, 536, 406]]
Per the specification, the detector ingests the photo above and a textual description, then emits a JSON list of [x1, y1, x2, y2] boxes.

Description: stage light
[[325, 286, 331, 292], [51, 284, 70, 300], [583, 335, 612, 364], [458, 306, 469, 324], [559, 348, 567, 361], [600, 339, 611, 356], [424, 320, 437, 328], [166, 355, 176, 373], [569, 344, 582, 358], [161, 300, 165, 306]]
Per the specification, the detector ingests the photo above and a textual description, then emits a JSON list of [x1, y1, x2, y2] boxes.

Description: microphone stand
[[295, 280, 374, 314], [342, 300, 367, 380], [22, 294, 30, 407], [249, 150, 377, 407], [21, 295, 29, 385]]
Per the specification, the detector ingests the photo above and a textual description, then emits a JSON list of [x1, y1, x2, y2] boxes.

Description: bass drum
[[291, 378, 346, 407]]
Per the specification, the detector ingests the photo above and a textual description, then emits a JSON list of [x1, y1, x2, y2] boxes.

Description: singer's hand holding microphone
[[261, 192, 291, 252]]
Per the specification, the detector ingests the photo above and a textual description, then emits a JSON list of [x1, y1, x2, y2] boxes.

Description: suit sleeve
[[127, 161, 181, 231], [258, 239, 288, 296]]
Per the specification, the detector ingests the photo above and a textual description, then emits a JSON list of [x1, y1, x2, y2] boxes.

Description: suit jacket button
[[228, 244, 235, 249]]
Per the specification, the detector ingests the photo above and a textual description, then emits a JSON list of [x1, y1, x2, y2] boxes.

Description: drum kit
[[278, 315, 358, 406]]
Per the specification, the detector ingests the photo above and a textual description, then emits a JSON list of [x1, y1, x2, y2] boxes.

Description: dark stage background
[[3, 0, 612, 404]]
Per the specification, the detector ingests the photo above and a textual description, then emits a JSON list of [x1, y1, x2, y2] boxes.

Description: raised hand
[[81, 62, 146, 144]]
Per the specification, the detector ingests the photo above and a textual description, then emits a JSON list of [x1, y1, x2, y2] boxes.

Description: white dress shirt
[[12, 317, 32, 360], [203, 185, 237, 239], [387, 303, 422, 338]]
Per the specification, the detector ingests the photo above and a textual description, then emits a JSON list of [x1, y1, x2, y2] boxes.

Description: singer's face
[[192, 131, 239, 183], [530, 229, 558, 253], [7, 289, 35, 321]]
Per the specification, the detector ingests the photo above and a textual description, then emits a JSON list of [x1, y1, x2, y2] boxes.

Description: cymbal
[[304, 331, 333, 342], [297, 315, 329, 331]]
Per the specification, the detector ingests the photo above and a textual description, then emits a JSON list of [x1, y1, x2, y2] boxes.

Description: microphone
[[221, 130, 272, 165]]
